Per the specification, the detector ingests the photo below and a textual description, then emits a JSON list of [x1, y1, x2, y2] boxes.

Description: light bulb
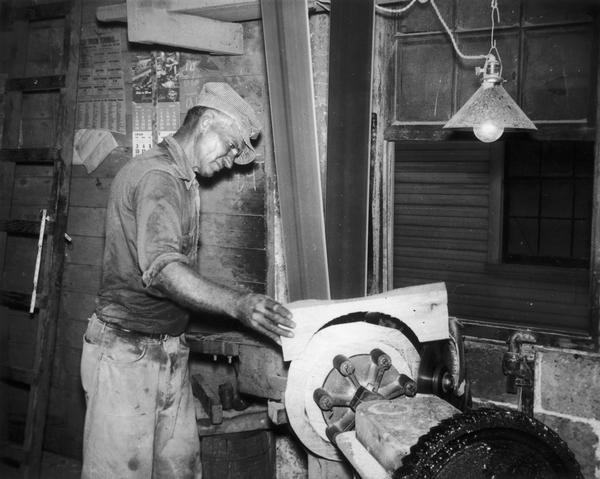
[[473, 120, 504, 143]]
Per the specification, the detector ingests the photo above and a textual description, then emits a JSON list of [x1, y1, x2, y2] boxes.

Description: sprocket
[[393, 407, 583, 479]]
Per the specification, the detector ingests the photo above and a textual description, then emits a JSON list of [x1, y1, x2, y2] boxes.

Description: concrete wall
[[466, 339, 600, 478]]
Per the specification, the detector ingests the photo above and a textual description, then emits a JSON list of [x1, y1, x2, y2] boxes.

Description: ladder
[[0, 1, 80, 477]]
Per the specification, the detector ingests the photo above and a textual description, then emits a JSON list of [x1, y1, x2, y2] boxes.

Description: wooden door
[[0, 1, 80, 477]]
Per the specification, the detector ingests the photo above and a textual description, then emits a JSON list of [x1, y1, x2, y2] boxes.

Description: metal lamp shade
[[444, 83, 537, 131]]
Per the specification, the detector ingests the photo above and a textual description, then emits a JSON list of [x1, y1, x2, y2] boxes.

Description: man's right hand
[[235, 293, 295, 345]]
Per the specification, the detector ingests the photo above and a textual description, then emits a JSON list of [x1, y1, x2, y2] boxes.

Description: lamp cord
[[375, 0, 418, 15], [375, 0, 490, 61]]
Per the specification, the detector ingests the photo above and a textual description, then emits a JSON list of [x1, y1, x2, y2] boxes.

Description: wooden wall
[[0, 0, 68, 451], [388, 0, 597, 337], [393, 141, 591, 333], [30, 0, 272, 459]]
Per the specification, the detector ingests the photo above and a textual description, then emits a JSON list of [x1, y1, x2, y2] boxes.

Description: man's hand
[[235, 293, 295, 345]]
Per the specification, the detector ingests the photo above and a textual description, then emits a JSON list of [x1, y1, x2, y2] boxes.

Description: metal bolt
[[399, 374, 417, 397], [313, 388, 334, 411], [370, 348, 392, 370], [333, 354, 355, 376]]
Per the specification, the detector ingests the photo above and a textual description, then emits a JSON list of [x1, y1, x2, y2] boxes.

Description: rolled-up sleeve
[[133, 170, 192, 291]]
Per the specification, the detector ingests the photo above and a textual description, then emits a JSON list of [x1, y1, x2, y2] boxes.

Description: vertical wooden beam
[[22, 1, 81, 476], [261, 0, 330, 301], [590, 16, 600, 350], [325, 0, 375, 299]]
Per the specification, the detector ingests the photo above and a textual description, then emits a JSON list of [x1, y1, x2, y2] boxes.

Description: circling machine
[[281, 283, 582, 479], [187, 282, 582, 478]]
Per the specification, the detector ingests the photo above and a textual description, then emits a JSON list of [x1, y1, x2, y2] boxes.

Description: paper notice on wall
[[157, 52, 180, 142], [76, 26, 126, 133], [132, 51, 181, 155], [132, 101, 153, 157], [132, 52, 154, 155]]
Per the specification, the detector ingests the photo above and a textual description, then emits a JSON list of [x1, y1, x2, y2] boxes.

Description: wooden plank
[[325, 0, 374, 299], [22, 1, 81, 474], [11, 176, 53, 205], [335, 431, 391, 479], [95, 3, 127, 23], [591, 14, 600, 346], [395, 215, 487, 229], [488, 143, 505, 263], [394, 246, 487, 263], [64, 235, 104, 266], [6, 75, 65, 92], [198, 245, 266, 288], [25, 18, 65, 77], [11, 2, 70, 21], [167, 0, 261, 22], [199, 213, 265, 250], [0, 148, 59, 164], [0, 290, 36, 312], [66, 206, 106, 237], [281, 282, 449, 362], [260, 0, 330, 301], [62, 263, 102, 294], [393, 267, 589, 294], [69, 177, 112, 208], [397, 205, 488, 218], [355, 397, 459, 473], [385, 123, 597, 142], [394, 193, 488, 207], [394, 225, 487, 241], [126, 0, 243, 55], [191, 374, 223, 425], [0, 219, 52, 236]]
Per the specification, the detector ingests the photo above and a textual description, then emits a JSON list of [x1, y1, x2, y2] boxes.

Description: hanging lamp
[[443, 53, 537, 142], [376, 0, 536, 142]]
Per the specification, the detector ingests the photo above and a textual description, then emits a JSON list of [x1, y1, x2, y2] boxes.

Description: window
[[502, 140, 594, 268]]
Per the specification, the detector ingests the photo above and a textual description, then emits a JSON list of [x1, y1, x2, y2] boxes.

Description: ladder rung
[[0, 441, 25, 464], [0, 290, 45, 312], [6, 75, 65, 92], [0, 219, 53, 236], [0, 365, 34, 385], [0, 147, 60, 165], [17, 1, 70, 21]]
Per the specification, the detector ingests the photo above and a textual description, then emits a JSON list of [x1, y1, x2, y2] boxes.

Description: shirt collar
[[161, 135, 196, 189]]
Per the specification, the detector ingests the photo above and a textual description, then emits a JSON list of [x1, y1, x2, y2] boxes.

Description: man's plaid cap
[[196, 82, 262, 165]]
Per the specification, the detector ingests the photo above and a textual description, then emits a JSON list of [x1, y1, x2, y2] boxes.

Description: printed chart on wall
[[132, 51, 181, 156], [76, 27, 126, 133]]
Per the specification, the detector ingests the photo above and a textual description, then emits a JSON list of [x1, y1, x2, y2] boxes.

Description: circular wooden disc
[[285, 322, 421, 460]]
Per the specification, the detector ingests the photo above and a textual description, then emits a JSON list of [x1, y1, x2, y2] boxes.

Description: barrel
[[201, 430, 275, 479]]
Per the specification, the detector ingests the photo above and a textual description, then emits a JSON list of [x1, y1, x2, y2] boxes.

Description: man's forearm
[[154, 260, 295, 344], [154, 261, 243, 318]]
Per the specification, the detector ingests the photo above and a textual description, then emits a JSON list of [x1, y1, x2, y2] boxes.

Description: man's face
[[192, 112, 244, 177]]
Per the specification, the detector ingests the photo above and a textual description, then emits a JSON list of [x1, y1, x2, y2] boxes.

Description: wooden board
[[355, 396, 459, 472], [335, 431, 391, 479], [325, 0, 375, 299], [260, 0, 330, 302], [282, 282, 449, 362]]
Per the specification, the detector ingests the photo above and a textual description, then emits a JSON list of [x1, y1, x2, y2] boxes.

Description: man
[[80, 82, 295, 478]]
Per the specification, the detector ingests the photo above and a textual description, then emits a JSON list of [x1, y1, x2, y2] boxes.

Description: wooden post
[[261, 0, 330, 301]]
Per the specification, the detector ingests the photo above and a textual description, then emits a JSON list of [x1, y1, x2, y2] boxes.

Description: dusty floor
[[0, 451, 81, 479]]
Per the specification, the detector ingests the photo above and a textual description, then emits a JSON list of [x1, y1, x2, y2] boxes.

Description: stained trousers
[[80, 314, 201, 479]]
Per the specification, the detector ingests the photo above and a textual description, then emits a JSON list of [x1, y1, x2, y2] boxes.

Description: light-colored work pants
[[80, 314, 201, 479]]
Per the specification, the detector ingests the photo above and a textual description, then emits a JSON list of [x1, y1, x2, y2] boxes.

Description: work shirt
[[95, 136, 201, 335]]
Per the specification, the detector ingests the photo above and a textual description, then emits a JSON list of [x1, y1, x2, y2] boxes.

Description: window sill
[[485, 262, 589, 286], [457, 317, 595, 351]]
